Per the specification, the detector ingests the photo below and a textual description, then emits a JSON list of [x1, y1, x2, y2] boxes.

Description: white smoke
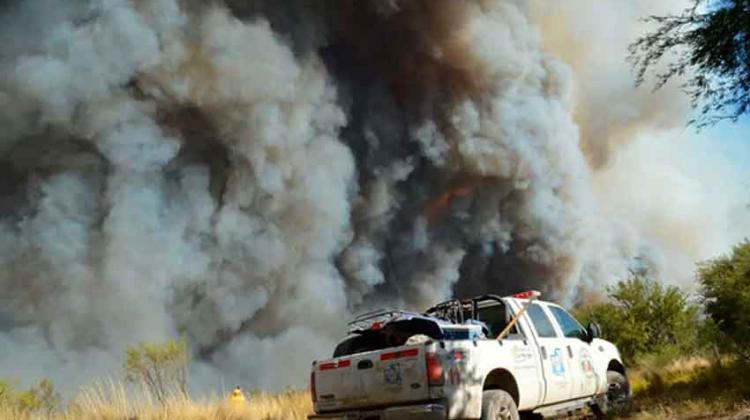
[[593, 132, 750, 289], [0, 0, 746, 395], [525, 0, 694, 166], [526, 0, 750, 291]]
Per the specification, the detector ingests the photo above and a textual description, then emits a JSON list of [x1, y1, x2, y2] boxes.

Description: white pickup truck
[[308, 291, 630, 420]]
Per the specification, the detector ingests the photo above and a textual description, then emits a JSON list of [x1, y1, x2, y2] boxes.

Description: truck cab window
[[549, 306, 587, 340], [527, 303, 558, 338], [476, 304, 522, 338]]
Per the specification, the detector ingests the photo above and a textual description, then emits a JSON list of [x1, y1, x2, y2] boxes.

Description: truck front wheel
[[592, 370, 632, 418], [481, 389, 520, 420]]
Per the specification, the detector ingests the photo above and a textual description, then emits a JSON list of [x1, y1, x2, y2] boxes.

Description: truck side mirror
[[586, 322, 601, 342]]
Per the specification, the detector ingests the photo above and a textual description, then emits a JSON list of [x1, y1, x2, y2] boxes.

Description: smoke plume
[[0, 0, 746, 392]]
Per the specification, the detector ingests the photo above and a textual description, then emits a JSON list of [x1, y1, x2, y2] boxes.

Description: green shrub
[[698, 241, 750, 360], [124, 338, 189, 403], [577, 274, 700, 364], [0, 378, 60, 414]]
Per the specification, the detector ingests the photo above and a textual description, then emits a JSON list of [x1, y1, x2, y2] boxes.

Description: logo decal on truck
[[512, 345, 534, 364], [550, 348, 566, 376], [383, 362, 402, 385], [579, 348, 595, 376], [448, 350, 465, 364]]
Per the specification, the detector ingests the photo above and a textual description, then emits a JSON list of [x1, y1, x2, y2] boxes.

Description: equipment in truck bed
[[347, 309, 434, 334], [341, 293, 531, 358], [425, 294, 506, 324]]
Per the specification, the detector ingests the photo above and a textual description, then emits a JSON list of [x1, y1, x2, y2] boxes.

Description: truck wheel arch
[[607, 360, 626, 376], [483, 369, 519, 406]]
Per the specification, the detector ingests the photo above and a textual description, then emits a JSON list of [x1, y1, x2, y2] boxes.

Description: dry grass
[[0, 380, 312, 420], [621, 356, 750, 419], [4, 357, 749, 420], [628, 356, 713, 395], [625, 401, 750, 420]]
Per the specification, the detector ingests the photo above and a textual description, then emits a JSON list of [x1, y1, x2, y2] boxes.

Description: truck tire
[[592, 370, 632, 418], [481, 389, 520, 420]]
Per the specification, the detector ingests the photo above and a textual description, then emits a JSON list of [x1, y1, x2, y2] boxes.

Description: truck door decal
[[579, 348, 595, 376], [550, 348, 565, 376]]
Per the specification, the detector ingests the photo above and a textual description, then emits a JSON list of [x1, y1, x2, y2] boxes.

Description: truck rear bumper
[[308, 403, 446, 420]]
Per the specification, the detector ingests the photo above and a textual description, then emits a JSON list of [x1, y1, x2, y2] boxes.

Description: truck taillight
[[310, 370, 317, 402], [426, 352, 444, 386]]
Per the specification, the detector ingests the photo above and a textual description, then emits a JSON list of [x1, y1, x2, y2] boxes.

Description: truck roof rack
[[347, 309, 425, 333], [424, 294, 505, 324], [348, 291, 540, 332]]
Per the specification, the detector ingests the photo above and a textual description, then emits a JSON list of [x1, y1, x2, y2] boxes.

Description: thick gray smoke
[[0, 0, 746, 393]]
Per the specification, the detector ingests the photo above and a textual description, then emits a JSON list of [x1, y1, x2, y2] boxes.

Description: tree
[[629, 0, 750, 126], [698, 241, 750, 360], [577, 274, 700, 364], [124, 338, 189, 403], [0, 378, 60, 414], [26, 379, 61, 414]]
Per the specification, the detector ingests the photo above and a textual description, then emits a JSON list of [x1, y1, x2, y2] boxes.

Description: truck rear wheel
[[592, 370, 632, 418], [481, 389, 520, 420]]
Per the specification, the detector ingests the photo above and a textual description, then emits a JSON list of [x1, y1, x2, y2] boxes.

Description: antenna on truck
[[496, 290, 541, 340]]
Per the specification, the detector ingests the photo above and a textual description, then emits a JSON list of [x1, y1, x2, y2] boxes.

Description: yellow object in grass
[[229, 386, 247, 404]]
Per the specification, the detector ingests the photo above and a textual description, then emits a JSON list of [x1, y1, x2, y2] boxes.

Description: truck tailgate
[[314, 344, 431, 412]]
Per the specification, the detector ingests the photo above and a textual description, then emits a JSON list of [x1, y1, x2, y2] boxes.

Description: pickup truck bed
[[313, 343, 431, 412]]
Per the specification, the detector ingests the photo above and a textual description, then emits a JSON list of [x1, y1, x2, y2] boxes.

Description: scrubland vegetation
[[625, 357, 750, 419], [578, 241, 750, 418], [0, 338, 312, 420], [2, 241, 750, 419]]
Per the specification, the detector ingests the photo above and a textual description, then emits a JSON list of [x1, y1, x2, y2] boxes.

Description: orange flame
[[425, 182, 477, 224]]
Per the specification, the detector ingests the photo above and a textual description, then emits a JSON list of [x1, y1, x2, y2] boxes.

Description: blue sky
[[702, 115, 750, 168]]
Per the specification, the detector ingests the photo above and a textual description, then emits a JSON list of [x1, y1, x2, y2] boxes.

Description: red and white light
[[511, 290, 541, 300], [319, 359, 352, 371]]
